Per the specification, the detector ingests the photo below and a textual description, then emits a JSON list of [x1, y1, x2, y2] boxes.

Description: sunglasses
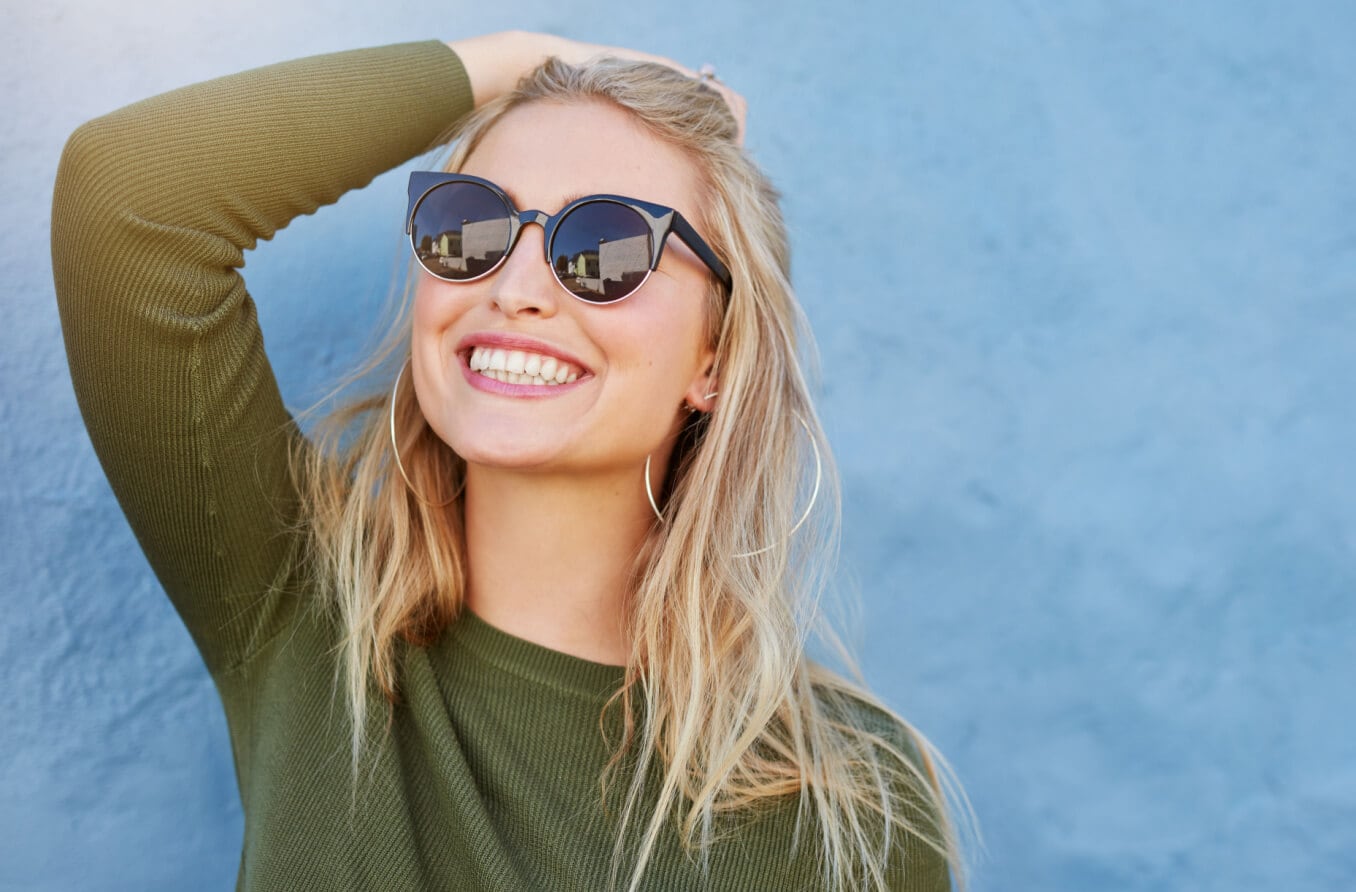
[[406, 172, 732, 304]]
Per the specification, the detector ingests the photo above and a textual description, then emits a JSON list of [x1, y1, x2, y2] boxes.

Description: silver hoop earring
[[644, 412, 822, 559], [390, 360, 458, 507], [683, 391, 721, 414], [644, 453, 664, 523]]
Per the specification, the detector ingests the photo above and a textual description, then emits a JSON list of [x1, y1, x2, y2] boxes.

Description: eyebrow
[[494, 183, 705, 262], [502, 188, 591, 212], [554, 192, 590, 208]]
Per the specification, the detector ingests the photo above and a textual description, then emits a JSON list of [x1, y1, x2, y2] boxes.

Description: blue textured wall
[[4, 1, 1353, 889]]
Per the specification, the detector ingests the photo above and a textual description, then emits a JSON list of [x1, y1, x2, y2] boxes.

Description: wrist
[[447, 30, 558, 108]]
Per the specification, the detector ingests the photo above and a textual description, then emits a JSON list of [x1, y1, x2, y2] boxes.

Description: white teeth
[[466, 345, 583, 386]]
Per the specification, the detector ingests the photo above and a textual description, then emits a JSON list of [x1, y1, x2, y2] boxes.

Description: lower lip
[[460, 356, 589, 398]]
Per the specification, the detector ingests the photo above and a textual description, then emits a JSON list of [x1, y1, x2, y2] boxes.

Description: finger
[[705, 81, 748, 145]]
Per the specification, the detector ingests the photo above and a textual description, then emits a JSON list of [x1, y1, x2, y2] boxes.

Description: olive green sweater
[[51, 41, 949, 891]]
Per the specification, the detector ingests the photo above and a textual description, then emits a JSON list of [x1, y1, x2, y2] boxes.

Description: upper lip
[[454, 331, 592, 375]]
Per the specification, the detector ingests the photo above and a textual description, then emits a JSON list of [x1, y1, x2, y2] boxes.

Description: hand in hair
[[447, 30, 747, 144]]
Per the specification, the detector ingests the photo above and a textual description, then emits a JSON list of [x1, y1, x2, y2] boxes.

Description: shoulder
[[817, 685, 932, 774], [815, 686, 957, 891]]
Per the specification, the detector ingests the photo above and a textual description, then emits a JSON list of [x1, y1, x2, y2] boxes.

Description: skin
[[410, 98, 720, 665]]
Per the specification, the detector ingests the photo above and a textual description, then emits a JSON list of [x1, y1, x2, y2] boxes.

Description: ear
[[682, 349, 720, 414]]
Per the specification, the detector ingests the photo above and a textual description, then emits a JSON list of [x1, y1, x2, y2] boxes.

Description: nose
[[488, 215, 560, 318]]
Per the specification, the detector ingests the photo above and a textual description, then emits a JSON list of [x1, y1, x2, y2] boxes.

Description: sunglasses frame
[[406, 172, 732, 305]]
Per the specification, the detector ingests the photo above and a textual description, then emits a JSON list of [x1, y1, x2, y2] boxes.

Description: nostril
[[490, 294, 549, 317]]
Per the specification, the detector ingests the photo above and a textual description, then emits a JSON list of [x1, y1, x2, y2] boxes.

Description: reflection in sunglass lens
[[410, 183, 512, 280], [551, 202, 653, 302]]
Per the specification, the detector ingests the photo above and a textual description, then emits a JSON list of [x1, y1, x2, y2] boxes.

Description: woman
[[53, 30, 964, 891]]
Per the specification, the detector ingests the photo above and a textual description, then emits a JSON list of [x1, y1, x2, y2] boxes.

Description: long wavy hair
[[295, 56, 967, 891]]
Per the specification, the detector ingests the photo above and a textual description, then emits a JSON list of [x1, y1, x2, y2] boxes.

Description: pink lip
[[454, 331, 593, 398]]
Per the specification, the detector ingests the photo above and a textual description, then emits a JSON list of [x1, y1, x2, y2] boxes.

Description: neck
[[461, 462, 659, 666]]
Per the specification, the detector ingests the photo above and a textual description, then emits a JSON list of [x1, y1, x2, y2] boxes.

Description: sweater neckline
[[443, 608, 627, 699]]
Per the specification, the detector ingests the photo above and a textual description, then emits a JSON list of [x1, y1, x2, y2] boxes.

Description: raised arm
[[51, 42, 474, 675]]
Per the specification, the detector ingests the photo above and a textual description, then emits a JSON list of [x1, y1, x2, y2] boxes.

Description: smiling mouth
[[466, 346, 583, 386]]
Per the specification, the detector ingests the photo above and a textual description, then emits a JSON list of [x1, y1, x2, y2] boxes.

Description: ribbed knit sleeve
[[51, 42, 474, 676]]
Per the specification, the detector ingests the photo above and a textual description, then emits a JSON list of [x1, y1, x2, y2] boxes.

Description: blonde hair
[[296, 57, 968, 890]]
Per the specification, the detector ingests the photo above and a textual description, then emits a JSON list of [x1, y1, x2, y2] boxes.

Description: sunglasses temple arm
[[671, 215, 732, 291]]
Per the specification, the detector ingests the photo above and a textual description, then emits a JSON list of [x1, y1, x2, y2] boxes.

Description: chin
[[456, 444, 560, 471], [440, 420, 566, 472]]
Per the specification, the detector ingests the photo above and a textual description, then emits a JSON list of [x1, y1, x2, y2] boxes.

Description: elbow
[[51, 114, 140, 312], [54, 114, 124, 219]]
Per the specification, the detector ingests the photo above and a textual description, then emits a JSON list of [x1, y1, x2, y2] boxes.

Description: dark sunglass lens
[[410, 182, 512, 280], [551, 202, 653, 302]]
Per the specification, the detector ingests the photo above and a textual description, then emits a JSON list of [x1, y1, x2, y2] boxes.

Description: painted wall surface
[[3, 1, 1353, 889]]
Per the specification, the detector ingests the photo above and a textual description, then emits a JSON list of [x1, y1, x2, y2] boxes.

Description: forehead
[[460, 99, 705, 220]]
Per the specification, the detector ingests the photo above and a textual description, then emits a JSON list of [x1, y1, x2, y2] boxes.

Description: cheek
[[411, 278, 478, 361], [409, 279, 473, 419], [411, 278, 449, 339], [603, 303, 707, 398]]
